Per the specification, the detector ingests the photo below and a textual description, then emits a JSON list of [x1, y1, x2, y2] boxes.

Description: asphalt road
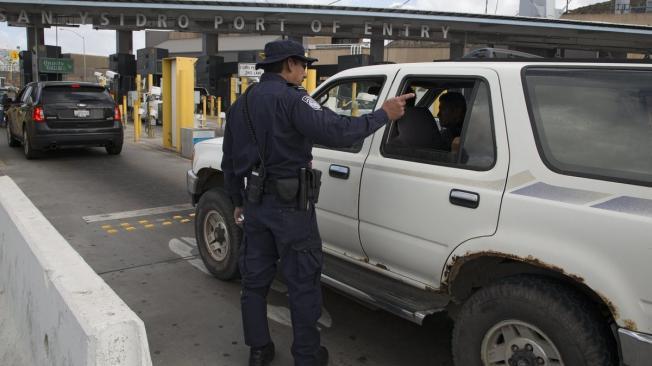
[[0, 126, 454, 366]]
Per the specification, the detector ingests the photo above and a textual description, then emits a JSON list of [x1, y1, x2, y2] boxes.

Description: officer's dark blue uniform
[[221, 40, 389, 366]]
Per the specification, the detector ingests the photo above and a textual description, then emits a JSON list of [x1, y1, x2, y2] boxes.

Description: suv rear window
[[41, 85, 114, 104], [524, 67, 652, 186]]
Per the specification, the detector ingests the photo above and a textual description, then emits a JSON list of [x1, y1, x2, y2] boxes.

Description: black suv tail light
[[33, 106, 45, 122]]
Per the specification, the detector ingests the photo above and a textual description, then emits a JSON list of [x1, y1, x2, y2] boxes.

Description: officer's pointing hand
[[382, 93, 416, 121]]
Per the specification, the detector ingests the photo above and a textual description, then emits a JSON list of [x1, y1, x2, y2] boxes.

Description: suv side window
[[381, 77, 496, 170], [524, 67, 652, 185], [30, 86, 39, 104], [313, 77, 385, 153], [20, 86, 32, 104]]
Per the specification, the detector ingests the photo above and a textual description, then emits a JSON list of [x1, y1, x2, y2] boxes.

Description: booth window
[[382, 77, 496, 170], [313, 77, 385, 153]]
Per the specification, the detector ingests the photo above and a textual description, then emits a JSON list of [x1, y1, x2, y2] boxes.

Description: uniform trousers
[[240, 193, 324, 366]]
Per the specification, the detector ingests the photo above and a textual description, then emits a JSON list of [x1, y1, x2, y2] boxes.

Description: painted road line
[[144, 224, 155, 229], [82, 203, 194, 223], [125, 227, 136, 232], [173, 215, 183, 220], [101, 225, 113, 229], [168, 237, 209, 275], [106, 229, 118, 234], [165, 236, 332, 329], [162, 221, 172, 226], [189, 213, 195, 217], [138, 220, 149, 224], [119, 223, 131, 227], [180, 219, 191, 223]]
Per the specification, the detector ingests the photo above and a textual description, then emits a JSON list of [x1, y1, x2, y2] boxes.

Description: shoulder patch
[[301, 95, 322, 111]]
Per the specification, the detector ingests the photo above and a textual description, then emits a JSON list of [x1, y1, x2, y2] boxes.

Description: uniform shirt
[[222, 72, 389, 207]]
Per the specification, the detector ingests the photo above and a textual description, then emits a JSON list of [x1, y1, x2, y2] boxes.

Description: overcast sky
[[0, 0, 605, 56]]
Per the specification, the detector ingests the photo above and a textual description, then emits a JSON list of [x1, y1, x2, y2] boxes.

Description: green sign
[[38, 58, 74, 74]]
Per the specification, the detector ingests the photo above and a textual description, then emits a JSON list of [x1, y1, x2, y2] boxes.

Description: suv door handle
[[450, 189, 480, 209], [329, 164, 350, 179]]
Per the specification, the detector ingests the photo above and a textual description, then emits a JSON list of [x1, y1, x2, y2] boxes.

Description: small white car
[[188, 60, 652, 366]]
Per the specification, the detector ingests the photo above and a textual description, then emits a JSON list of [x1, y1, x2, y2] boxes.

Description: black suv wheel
[[23, 128, 38, 159], [6, 124, 20, 147], [106, 143, 123, 155]]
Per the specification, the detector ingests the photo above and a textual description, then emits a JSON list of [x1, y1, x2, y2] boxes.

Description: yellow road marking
[[106, 229, 118, 234], [173, 215, 183, 219], [125, 227, 136, 231], [189, 213, 195, 217], [138, 220, 149, 224], [180, 219, 190, 223], [119, 223, 131, 227], [162, 221, 172, 226], [101, 225, 113, 229], [144, 224, 155, 229]]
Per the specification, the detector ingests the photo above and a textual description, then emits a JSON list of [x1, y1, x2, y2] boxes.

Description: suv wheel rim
[[203, 210, 229, 261], [481, 320, 564, 366]]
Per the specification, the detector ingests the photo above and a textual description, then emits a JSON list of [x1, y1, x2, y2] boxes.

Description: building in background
[[562, 0, 652, 57], [519, 0, 561, 18], [61, 53, 109, 82]]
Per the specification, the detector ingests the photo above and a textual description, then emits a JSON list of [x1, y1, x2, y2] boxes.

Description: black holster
[[298, 168, 322, 211]]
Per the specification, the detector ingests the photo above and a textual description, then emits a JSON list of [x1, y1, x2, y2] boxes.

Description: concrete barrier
[[0, 175, 152, 366]]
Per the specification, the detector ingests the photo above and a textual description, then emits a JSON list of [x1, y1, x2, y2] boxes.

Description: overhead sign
[[0, 10, 450, 41], [38, 57, 73, 73], [238, 63, 264, 78]]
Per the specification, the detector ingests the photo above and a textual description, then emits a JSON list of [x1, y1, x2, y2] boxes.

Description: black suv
[[5, 81, 123, 159]]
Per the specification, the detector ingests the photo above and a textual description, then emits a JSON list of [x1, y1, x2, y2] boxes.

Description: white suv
[[188, 61, 652, 366]]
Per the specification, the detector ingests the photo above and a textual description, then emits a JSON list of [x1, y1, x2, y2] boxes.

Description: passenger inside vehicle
[[437, 92, 467, 153]]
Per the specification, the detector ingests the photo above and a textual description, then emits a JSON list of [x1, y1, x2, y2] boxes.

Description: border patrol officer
[[221, 39, 414, 366]]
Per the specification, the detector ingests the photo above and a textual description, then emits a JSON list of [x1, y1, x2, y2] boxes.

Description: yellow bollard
[[209, 96, 214, 117], [230, 76, 237, 106], [122, 95, 127, 128], [351, 82, 358, 117], [134, 74, 141, 142], [147, 74, 153, 93], [202, 95, 207, 128], [306, 69, 317, 94], [217, 97, 223, 130], [241, 77, 249, 94]]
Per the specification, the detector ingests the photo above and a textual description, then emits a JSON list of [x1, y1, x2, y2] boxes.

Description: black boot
[[249, 342, 275, 366], [317, 346, 329, 366]]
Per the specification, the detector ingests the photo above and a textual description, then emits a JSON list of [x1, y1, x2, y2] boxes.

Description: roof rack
[[462, 48, 542, 59], [436, 58, 652, 63]]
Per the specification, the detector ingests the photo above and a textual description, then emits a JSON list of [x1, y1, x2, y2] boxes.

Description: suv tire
[[23, 128, 37, 159], [195, 188, 241, 280], [452, 275, 616, 366], [106, 143, 123, 155], [6, 124, 20, 147]]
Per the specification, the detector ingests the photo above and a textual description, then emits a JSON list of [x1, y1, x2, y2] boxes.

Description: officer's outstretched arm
[[289, 94, 390, 148]]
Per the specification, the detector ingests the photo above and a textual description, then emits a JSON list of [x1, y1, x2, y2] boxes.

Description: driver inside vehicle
[[437, 92, 467, 153]]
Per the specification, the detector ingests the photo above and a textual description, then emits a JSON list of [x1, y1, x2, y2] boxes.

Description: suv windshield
[[41, 85, 114, 104], [524, 67, 652, 186]]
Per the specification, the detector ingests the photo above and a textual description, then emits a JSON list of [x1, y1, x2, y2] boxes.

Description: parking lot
[[0, 126, 454, 366]]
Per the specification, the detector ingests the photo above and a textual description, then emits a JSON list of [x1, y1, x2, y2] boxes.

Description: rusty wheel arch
[[443, 251, 621, 330]]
